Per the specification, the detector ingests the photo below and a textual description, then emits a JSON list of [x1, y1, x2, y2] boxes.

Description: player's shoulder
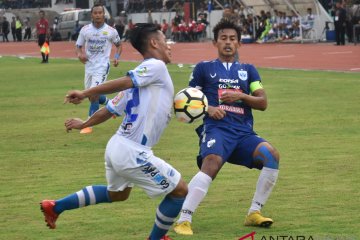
[[235, 61, 257, 70], [81, 24, 92, 31], [194, 60, 214, 69]]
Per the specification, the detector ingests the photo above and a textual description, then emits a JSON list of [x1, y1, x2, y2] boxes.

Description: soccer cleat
[[80, 127, 92, 134], [244, 211, 273, 227], [146, 235, 173, 240], [40, 200, 59, 229], [173, 221, 193, 235]]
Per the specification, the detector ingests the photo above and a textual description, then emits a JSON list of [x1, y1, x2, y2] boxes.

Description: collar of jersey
[[91, 22, 105, 30]]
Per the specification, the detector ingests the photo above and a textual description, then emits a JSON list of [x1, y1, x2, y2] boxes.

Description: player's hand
[[220, 90, 242, 103], [208, 106, 226, 120], [64, 90, 86, 104], [65, 118, 84, 132], [78, 53, 87, 64], [113, 59, 119, 67]]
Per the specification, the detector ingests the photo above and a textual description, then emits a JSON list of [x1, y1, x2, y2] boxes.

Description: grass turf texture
[[0, 56, 359, 240]]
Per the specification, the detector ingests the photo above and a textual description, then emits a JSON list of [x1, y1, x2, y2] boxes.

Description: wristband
[[114, 53, 120, 60]]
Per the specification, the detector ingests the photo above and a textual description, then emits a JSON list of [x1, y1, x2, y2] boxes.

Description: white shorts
[[84, 72, 108, 89], [104, 134, 181, 198]]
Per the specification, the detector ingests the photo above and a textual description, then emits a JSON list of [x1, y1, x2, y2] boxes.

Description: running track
[[0, 41, 359, 72]]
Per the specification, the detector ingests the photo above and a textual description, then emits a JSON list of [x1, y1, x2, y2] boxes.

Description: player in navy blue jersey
[[174, 18, 280, 235]]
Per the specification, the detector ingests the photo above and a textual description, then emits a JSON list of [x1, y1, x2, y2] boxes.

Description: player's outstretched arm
[[65, 107, 113, 132]]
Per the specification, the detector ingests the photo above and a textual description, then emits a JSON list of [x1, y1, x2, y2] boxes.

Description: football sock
[[149, 195, 185, 240], [89, 101, 99, 117], [41, 52, 45, 61], [177, 171, 212, 223], [98, 95, 108, 105], [54, 185, 111, 214], [248, 167, 279, 214]]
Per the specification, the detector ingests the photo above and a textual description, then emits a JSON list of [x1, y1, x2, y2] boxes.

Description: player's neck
[[218, 56, 235, 63], [93, 22, 105, 29]]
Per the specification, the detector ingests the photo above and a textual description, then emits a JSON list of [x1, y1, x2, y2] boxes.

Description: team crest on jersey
[[136, 67, 148, 76], [238, 70, 248, 81]]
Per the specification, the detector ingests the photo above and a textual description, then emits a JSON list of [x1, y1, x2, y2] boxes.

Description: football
[[173, 87, 208, 123]]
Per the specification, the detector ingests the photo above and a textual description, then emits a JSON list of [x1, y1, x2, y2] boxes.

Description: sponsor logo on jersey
[[210, 73, 217, 78], [238, 70, 248, 81], [102, 31, 108, 35], [219, 105, 245, 114], [207, 138, 216, 148], [111, 91, 124, 105]]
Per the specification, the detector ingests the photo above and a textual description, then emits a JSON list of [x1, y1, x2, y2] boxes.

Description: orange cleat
[[40, 200, 59, 229], [80, 127, 93, 134]]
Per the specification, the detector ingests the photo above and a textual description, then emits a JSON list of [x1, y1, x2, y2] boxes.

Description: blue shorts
[[196, 125, 266, 170]]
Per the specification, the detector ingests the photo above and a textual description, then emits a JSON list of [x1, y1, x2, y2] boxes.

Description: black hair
[[129, 23, 161, 55], [91, 3, 105, 13], [213, 18, 242, 42]]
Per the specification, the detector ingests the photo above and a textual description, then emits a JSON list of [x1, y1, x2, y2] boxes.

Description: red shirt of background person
[[36, 17, 49, 35], [161, 19, 168, 34]]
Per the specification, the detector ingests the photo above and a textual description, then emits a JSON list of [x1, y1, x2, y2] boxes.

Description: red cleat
[[40, 200, 59, 229]]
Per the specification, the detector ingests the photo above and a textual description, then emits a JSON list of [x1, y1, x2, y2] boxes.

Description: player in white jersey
[[75, 4, 122, 134], [40, 23, 187, 240]]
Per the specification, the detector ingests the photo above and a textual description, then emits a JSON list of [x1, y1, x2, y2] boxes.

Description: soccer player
[[75, 4, 122, 134], [173, 18, 280, 235], [40, 23, 187, 240]]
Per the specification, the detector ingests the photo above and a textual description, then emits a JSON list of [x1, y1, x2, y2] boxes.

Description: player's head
[[212, 18, 241, 61], [130, 23, 171, 64], [91, 3, 105, 25]]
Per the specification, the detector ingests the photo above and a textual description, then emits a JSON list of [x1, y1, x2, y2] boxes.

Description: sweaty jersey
[[76, 23, 120, 75], [189, 59, 262, 134], [106, 58, 174, 147]]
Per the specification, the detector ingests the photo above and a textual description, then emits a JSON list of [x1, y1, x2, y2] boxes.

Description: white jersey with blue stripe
[[76, 23, 120, 75], [106, 58, 173, 148]]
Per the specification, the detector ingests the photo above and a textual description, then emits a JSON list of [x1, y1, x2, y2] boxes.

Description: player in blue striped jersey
[[40, 23, 187, 240], [174, 18, 280, 235]]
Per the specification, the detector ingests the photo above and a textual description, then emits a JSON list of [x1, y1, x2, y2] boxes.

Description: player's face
[[91, 6, 105, 25], [213, 28, 240, 61], [156, 31, 172, 64]]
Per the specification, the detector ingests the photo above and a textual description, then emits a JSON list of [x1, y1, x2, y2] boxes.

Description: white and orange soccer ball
[[173, 87, 208, 123]]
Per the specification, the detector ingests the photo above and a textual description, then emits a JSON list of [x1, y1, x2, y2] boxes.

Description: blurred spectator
[[11, 16, 16, 41], [15, 16, 22, 41], [161, 19, 169, 36], [124, 19, 135, 41], [147, 10, 153, 23], [2, 17, 10, 42], [23, 17, 31, 41], [332, 1, 346, 45]]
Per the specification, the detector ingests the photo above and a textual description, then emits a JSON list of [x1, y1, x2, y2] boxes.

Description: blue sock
[[89, 101, 99, 117], [149, 196, 185, 240], [54, 185, 111, 214], [99, 95, 108, 105]]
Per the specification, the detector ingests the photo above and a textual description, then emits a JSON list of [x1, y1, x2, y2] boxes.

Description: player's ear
[[149, 37, 158, 49]]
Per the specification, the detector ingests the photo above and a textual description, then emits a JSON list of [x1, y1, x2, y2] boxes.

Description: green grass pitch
[[0, 56, 359, 240]]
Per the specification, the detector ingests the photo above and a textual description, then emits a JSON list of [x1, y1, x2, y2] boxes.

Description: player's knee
[[108, 189, 131, 202], [169, 179, 188, 198], [254, 143, 280, 169], [201, 154, 223, 179]]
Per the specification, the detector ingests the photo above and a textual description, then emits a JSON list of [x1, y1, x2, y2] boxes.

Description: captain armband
[[250, 81, 263, 94]]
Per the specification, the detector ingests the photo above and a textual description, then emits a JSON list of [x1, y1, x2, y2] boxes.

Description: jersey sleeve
[[112, 28, 121, 44], [127, 60, 165, 88], [106, 91, 127, 116], [188, 62, 204, 89], [75, 28, 85, 47], [248, 64, 261, 83]]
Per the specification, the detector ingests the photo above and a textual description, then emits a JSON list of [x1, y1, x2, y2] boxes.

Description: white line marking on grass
[[264, 55, 294, 59]]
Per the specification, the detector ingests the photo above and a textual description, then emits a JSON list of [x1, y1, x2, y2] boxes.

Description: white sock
[[177, 171, 212, 223], [248, 167, 279, 215]]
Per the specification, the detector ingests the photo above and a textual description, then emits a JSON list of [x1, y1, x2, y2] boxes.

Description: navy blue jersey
[[189, 59, 261, 134]]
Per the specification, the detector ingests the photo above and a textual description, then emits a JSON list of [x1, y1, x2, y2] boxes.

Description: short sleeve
[[127, 59, 165, 88], [106, 91, 127, 116], [247, 64, 261, 84], [189, 63, 204, 89], [112, 29, 121, 44], [75, 28, 85, 47]]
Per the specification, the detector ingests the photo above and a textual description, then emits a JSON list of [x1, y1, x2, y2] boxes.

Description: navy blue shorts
[[196, 125, 266, 170]]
